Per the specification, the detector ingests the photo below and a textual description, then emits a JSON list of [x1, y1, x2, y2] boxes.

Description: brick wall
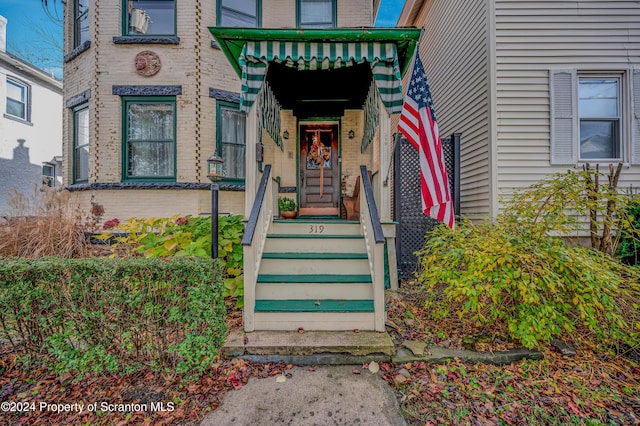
[[63, 0, 374, 220]]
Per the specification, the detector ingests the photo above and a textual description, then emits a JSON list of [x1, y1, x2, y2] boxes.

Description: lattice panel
[[396, 136, 456, 277]]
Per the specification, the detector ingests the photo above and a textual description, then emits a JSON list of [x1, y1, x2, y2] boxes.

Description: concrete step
[[271, 219, 361, 235], [264, 234, 366, 253], [222, 329, 395, 364], [259, 256, 370, 275]]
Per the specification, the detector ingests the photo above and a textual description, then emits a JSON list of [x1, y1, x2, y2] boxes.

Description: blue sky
[[376, 0, 405, 27], [0, 0, 404, 79], [0, 0, 63, 78]]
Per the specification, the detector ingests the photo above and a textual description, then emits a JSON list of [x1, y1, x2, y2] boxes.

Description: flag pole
[[383, 28, 424, 187]]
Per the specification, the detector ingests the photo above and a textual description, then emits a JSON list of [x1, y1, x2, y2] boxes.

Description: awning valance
[[209, 27, 422, 114], [239, 41, 403, 113]]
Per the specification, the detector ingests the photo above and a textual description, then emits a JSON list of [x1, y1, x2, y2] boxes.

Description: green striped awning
[[238, 41, 403, 114]]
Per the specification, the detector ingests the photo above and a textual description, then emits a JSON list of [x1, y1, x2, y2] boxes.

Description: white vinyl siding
[[495, 0, 640, 203], [412, 0, 490, 218]]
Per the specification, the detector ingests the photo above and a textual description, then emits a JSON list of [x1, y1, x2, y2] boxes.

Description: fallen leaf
[[353, 329, 360, 333], [352, 369, 361, 375], [298, 328, 304, 334], [275, 375, 286, 383], [394, 374, 407, 384], [368, 361, 380, 374]]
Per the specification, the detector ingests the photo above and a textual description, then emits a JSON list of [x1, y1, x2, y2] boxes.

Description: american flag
[[398, 54, 454, 229]]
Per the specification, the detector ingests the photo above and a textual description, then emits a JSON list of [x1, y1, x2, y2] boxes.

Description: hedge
[[0, 257, 228, 378]]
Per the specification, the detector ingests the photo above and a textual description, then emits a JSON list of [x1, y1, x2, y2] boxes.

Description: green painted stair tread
[[267, 234, 364, 239], [255, 299, 374, 312], [257, 274, 372, 283], [262, 252, 368, 259]]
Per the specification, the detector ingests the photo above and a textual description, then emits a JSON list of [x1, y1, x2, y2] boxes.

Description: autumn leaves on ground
[[1, 285, 639, 426]]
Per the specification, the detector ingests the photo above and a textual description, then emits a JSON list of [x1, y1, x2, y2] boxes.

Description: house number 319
[[309, 225, 325, 234]]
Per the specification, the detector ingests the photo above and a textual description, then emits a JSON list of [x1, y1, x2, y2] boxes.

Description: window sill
[[64, 41, 91, 63], [575, 161, 629, 168], [3, 114, 33, 126], [113, 36, 180, 45]]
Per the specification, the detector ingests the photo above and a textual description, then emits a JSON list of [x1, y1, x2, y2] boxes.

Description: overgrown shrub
[[97, 215, 245, 305], [417, 218, 640, 349], [0, 257, 227, 378], [617, 200, 640, 265], [0, 187, 88, 258], [502, 165, 639, 255]]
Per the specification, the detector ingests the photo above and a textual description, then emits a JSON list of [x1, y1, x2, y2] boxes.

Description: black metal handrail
[[360, 165, 385, 244], [241, 165, 271, 246]]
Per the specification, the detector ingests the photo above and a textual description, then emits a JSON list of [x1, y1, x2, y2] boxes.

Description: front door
[[299, 121, 340, 216]]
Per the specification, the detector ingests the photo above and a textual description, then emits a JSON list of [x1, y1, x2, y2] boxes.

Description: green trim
[[262, 252, 367, 259], [122, 0, 177, 36], [121, 96, 177, 182], [257, 274, 372, 283], [72, 104, 89, 184], [208, 27, 421, 78], [215, 100, 246, 183], [217, 0, 262, 28], [267, 234, 363, 239], [296, 0, 337, 29], [255, 299, 373, 312]]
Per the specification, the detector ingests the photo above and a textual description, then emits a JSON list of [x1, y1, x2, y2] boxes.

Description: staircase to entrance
[[242, 165, 388, 334], [254, 219, 375, 331]]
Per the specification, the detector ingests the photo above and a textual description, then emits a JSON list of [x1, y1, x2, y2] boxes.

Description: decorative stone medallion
[[134, 50, 161, 77]]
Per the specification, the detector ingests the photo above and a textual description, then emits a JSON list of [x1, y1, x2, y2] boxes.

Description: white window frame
[[5, 77, 30, 122], [577, 74, 623, 162]]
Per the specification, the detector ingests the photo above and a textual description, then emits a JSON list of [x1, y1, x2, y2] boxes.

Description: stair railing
[[359, 165, 386, 332], [241, 164, 273, 332]]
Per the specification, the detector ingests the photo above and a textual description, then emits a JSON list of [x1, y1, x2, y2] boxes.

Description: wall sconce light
[[348, 130, 355, 139], [283, 130, 289, 140]]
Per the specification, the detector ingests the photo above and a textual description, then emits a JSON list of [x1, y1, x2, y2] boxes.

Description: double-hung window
[[578, 76, 622, 161], [550, 70, 640, 165], [297, 0, 336, 28], [123, 97, 176, 181], [6, 78, 29, 122], [217, 0, 260, 27], [216, 101, 246, 181], [125, 0, 176, 35], [74, 0, 89, 47], [73, 104, 89, 183]]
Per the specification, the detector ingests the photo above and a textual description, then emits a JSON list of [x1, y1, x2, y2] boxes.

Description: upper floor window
[[123, 97, 176, 181], [297, 0, 336, 28], [75, 0, 89, 47], [578, 77, 622, 161], [125, 0, 176, 36], [73, 104, 89, 183], [217, 101, 246, 181], [218, 0, 261, 27], [6, 78, 30, 122]]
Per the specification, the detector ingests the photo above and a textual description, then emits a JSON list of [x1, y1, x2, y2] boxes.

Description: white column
[[244, 105, 258, 216], [378, 98, 392, 220]]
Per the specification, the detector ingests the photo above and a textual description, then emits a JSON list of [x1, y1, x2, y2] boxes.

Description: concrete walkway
[[200, 365, 406, 426]]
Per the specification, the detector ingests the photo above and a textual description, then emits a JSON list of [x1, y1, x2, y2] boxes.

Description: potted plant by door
[[278, 197, 297, 219]]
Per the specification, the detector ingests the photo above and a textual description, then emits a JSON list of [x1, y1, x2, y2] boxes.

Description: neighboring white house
[[0, 15, 63, 214], [397, 0, 640, 220]]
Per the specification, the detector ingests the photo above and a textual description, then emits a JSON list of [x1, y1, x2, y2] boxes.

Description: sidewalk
[[199, 364, 406, 426]]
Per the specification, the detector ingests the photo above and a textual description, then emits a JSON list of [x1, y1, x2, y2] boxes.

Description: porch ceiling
[[266, 61, 372, 117]]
